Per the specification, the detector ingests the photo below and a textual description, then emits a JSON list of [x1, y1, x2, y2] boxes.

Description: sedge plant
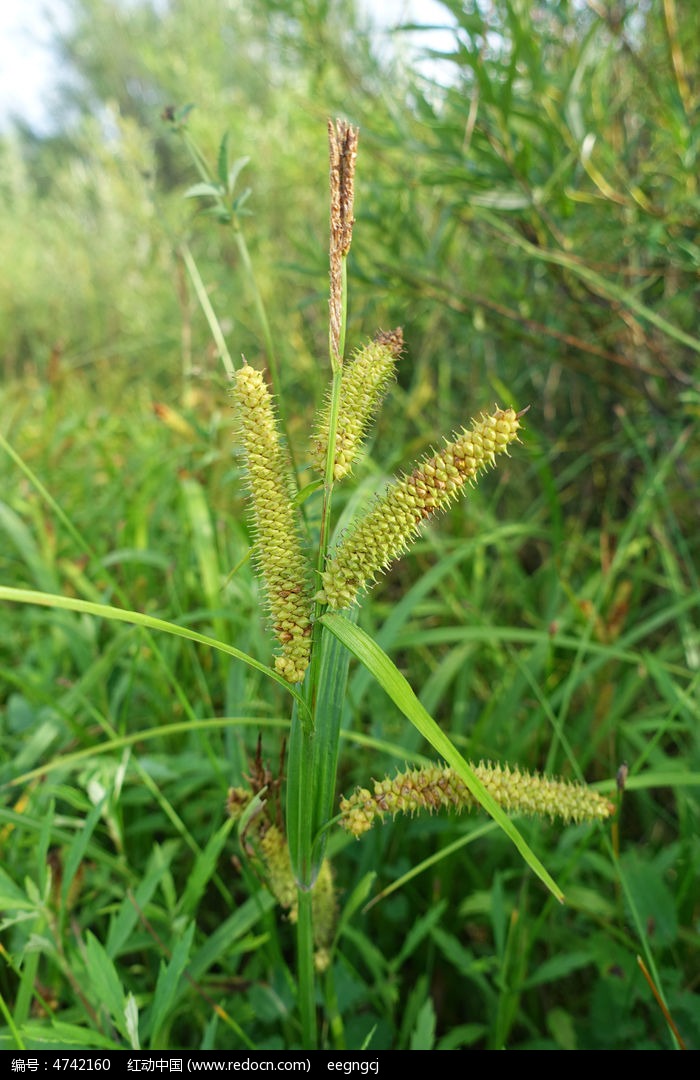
[[167, 112, 615, 1047], [0, 115, 615, 1051]]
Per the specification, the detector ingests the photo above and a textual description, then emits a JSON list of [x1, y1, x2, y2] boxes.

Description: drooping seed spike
[[339, 761, 615, 837], [258, 824, 336, 971]]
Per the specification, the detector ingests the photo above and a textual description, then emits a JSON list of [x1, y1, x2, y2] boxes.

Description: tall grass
[[1, 0, 698, 1051]]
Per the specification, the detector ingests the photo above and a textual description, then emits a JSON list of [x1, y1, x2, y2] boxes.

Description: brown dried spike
[[328, 118, 359, 363]]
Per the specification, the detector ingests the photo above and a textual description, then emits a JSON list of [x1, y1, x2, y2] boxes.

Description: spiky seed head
[[312, 328, 403, 480], [259, 825, 298, 910], [233, 363, 313, 683], [339, 761, 615, 837], [318, 406, 523, 608]]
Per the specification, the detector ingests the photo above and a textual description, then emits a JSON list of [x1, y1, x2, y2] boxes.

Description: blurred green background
[[0, 0, 698, 1052]]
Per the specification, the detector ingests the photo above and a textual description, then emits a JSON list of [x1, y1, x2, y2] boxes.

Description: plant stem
[[286, 692, 318, 1046], [176, 124, 301, 478], [287, 247, 350, 1048], [181, 243, 235, 378], [296, 888, 317, 1048], [288, 119, 357, 1044]]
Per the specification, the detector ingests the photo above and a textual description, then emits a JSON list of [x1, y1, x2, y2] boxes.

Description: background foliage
[[1, 0, 698, 1051]]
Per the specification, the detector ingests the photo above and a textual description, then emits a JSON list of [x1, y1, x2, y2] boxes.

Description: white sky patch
[[0, 0, 66, 131], [360, 0, 458, 83], [0, 0, 457, 132]]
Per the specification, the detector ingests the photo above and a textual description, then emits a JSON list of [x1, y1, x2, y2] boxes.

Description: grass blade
[[321, 612, 565, 902]]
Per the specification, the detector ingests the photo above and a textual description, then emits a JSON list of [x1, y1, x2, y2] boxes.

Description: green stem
[[296, 889, 317, 1048], [181, 243, 235, 378], [287, 239, 351, 1047], [286, 358, 345, 1044], [286, 691, 317, 1046], [176, 125, 301, 480], [181, 128, 213, 188], [287, 692, 318, 1048]]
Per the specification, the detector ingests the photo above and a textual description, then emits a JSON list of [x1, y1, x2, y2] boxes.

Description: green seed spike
[[318, 405, 524, 609], [233, 362, 313, 683], [311, 328, 403, 481], [340, 761, 616, 837]]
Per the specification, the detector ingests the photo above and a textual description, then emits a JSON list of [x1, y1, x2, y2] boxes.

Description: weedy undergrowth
[[174, 113, 615, 1048]]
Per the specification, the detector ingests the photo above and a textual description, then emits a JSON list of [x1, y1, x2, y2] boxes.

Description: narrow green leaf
[[430, 927, 492, 997], [148, 922, 196, 1046], [179, 818, 235, 917], [321, 612, 564, 902], [364, 822, 497, 911], [12, 1020, 119, 1051], [437, 1024, 488, 1050], [233, 188, 252, 214], [179, 475, 226, 646], [522, 950, 594, 989], [0, 502, 57, 591], [61, 796, 106, 913], [84, 932, 131, 1044], [296, 478, 324, 505], [0, 868, 34, 910], [335, 872, 377, 942], [188, 891, 276, 982], [285, 696, 311, 885], [410, 998, 436, 1051], [482, 212, 700, 354], [124, 995, 140, 1052], [217, 131, 230, 188], [392, 900, 448, 972], [311, 619, 355, 866], [106, 843, 178, 959], [0, 587, 307, 712], [184, 181, 224, 199], [227, 155, 251, 194], [621, 852, 678, 947]]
